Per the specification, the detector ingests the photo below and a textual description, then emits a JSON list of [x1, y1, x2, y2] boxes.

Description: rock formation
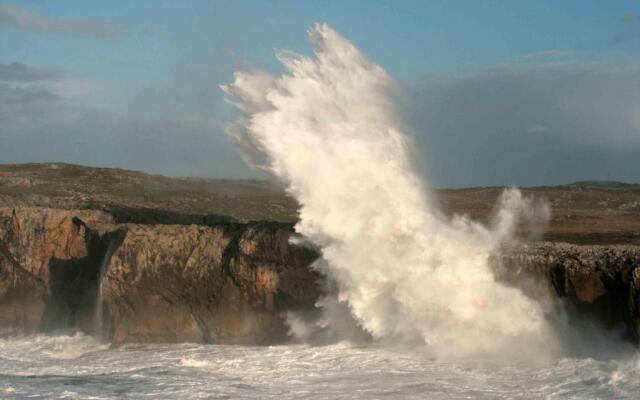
[[0, 207, 319, 345], [495, 243, 640, 342], [1, 205, 640, 345]]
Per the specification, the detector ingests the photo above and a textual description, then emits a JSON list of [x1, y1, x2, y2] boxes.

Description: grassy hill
[[1, 163, 638, 244], [0, 163, 298, 222]]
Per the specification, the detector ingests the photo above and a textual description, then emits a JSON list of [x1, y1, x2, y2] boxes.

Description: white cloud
[[0, 3, 130, 40], [518, 50, 574, 63], [0, 62, 63, 81]]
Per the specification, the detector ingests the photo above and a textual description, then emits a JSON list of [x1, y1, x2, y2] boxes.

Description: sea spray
[[223, 23, 558, 359]]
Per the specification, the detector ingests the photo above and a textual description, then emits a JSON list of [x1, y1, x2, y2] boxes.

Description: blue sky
[[1, 1, 639, 186]]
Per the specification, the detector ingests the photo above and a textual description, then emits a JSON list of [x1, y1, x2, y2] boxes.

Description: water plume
[[223, 23, 558, 359]]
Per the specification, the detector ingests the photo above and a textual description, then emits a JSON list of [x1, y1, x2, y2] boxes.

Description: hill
[[1, 163, 638, 244]]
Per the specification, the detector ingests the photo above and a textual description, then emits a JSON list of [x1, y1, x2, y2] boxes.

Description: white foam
[[0, 336, 636, 398], [223, 23, 558, 360], [0, 332, 107, 361], [180, 357, 210, 368]]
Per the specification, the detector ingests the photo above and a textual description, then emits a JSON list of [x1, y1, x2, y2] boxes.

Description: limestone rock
[[0, 207, 318, 344], [2, 206, 640, 346], [496, 242, 640, 339]]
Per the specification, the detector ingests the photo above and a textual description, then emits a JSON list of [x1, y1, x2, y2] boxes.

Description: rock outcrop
[[104, 221, 318, 345], [495, 243, 640, 341], [1, 206, 640, 345], [0, 207, 319, 345], [0, 208, 119, 334]]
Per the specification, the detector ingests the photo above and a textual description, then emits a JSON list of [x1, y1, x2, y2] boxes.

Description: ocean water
[[1, 333, 639, 399]]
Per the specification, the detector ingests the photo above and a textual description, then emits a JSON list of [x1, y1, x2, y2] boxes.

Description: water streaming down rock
[[0, 207, 321, 344], [223, 23, 559, 359], [93, 238, 118, 340]]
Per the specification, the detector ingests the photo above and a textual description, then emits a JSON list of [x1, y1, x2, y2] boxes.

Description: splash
[[223, 23, 557, 359]]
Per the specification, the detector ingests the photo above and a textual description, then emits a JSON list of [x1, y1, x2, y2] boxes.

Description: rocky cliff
[[495, 243, 640, 342], [0, 207, 319, 345], [1, 206, 640, 345]]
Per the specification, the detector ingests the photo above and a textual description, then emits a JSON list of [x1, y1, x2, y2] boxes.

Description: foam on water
[[0, 333, 108, 363], [0, 334, 638, 399], [180, 357, 210, 368]]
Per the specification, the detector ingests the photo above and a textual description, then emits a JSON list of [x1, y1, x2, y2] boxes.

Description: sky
[[0, 0, 639, 187]]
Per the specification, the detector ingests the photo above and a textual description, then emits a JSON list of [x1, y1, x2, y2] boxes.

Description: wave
[[223, 23, 557, 360]]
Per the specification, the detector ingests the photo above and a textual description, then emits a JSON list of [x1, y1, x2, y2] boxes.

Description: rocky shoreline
[[1, 205, 640, 346], [0, 207, 319, 345], [495, 243, 640, 342]]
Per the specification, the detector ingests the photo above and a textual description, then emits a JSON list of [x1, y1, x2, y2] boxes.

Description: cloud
[[610, 12, 638, 45], [0, 3, 130, 40], [0, 62, 63, 82], [0, 61, 108, 104], [0, 81, 251, 178], [517, 50, 574, 63], [408, 63, 640, 187], [2, 59, 639, 187]]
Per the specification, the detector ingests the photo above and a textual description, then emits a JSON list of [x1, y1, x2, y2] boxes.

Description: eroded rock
[[2, 206, 640, 346], [0, 207, 319, 344], [496, 243, 640, 340], [0, 208, 117, 333]]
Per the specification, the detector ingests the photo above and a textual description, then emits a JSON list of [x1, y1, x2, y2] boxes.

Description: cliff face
[[0, 208, 119, 333], [1, 206, 640, 345], [495, 243, 640, 341], [105, 222, 318, 345], [0, 207, 319, 345]]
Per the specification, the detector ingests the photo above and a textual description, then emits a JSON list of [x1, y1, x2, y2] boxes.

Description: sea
[[0, 333, 638, 399]]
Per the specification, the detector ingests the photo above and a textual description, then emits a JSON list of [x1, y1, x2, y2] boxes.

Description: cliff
[[2, 206, 640, 345], [1, 164, 640, 346], [0, 207, 318, 345], [495, 243, 640, 342]]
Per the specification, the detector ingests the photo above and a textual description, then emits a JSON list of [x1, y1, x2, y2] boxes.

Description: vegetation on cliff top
[[1, 163, 639, 244]]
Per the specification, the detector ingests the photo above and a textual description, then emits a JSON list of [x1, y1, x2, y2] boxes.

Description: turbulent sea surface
[[1, 334, 639, 399]]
